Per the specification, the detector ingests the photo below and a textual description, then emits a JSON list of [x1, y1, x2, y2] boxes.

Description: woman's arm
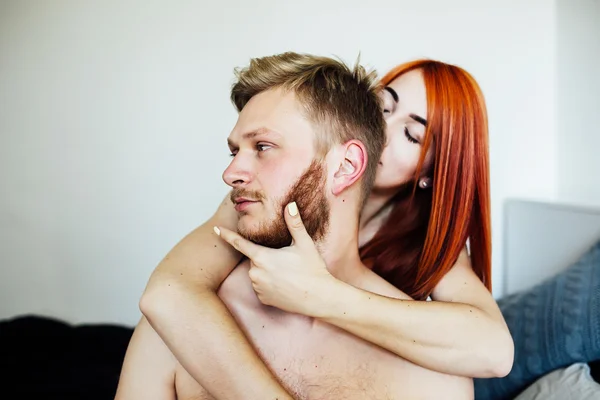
[[139, 194, 292, 400], [213, 205, 513, 379], [309, 248, 514, 378]]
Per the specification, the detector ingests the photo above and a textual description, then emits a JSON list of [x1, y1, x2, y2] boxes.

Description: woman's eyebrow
[[410, 113, 427, 127], [384, 87, 399, 103]]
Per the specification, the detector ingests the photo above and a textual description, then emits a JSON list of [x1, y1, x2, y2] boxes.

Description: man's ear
[[332, 140, 367, 196]]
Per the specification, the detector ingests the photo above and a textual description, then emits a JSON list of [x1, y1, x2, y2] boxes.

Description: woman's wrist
[[306, 275, 356, 319]]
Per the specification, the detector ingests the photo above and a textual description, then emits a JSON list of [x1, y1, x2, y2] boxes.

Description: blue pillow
[[474, 240, 600, 400]]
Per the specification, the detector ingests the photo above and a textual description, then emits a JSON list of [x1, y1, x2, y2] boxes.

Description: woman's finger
[[283, 202, 312, 248], [214, 226, 263, 260]]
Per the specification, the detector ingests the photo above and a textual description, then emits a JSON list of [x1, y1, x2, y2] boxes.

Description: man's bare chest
[[214, 261, 397, 399], [175, 262, 472, 400]]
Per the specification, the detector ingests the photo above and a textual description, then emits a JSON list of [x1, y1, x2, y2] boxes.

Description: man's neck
[[316, 204, 365, 284]]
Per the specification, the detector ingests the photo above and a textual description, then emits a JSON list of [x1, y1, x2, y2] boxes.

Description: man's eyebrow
[[227, 128, 282, 148], [409, 113, 427, 127], [384, 87, 399, 103]]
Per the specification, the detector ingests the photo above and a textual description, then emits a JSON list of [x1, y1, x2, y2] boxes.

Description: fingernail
[[213, 226, 221, 236], [288, 202, 298, 216]]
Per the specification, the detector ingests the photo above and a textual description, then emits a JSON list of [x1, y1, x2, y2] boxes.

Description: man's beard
[[231, 160, 330, 249]]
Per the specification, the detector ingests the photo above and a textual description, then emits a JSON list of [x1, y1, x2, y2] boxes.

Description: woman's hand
[[215, 202, 336, 316]]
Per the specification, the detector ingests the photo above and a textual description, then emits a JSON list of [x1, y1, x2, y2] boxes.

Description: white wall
[[556, 0, 600, 206], [0, 0, 558, 326]]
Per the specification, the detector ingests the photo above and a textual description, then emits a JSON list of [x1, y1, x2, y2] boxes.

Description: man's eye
[[257, 144, 272, 152]]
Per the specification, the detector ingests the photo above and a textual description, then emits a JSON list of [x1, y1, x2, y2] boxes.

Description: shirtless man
[[115, 52, 473, 399]]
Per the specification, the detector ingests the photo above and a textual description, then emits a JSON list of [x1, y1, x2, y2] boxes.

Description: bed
[[474, 198, 600, 399]]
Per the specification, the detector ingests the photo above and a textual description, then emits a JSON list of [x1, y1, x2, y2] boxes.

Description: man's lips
[[233, 198, 260, 212]]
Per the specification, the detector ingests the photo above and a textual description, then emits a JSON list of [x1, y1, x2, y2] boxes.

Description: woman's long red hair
[[360, 60, 492, 300]]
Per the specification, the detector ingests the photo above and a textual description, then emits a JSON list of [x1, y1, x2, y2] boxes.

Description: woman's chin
[[369, 183, 404, 198]]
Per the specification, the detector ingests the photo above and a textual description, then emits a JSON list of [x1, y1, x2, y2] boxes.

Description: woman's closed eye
[[404, 127, 419, 144]]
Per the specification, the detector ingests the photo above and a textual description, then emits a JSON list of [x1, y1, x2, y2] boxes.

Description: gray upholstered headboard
[[503, 199, 600, 297]]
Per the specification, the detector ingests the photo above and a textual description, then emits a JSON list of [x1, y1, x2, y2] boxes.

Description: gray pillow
[[474, 240, 600, 400], [514, 363, 600, 400]]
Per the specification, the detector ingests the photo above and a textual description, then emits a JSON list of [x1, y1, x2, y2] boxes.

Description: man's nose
[[222, 155, 253, 188]]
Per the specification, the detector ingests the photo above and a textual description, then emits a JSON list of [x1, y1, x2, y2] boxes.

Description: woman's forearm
[[141, 280, 292, 400], [312, 279, 513, 378]]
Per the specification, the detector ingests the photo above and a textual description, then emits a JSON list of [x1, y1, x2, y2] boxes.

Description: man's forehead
[[227, 88, 316, 145], [227, 127, 283, 146]]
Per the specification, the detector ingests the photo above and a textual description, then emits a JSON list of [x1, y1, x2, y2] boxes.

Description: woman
[[139, 59, 514, 399]]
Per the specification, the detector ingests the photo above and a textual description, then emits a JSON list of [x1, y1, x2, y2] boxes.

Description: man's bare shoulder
[[217, 258, 261, 308], [115, 318, 177, 400]]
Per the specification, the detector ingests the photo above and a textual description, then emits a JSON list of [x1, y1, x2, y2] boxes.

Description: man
[[116, 52, 471, 399]]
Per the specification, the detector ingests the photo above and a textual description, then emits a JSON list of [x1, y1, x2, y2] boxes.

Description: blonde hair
[[230, 52, 385, 204]]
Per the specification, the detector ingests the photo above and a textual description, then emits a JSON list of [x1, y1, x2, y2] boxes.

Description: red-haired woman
[[127, 60, 513, 399]]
